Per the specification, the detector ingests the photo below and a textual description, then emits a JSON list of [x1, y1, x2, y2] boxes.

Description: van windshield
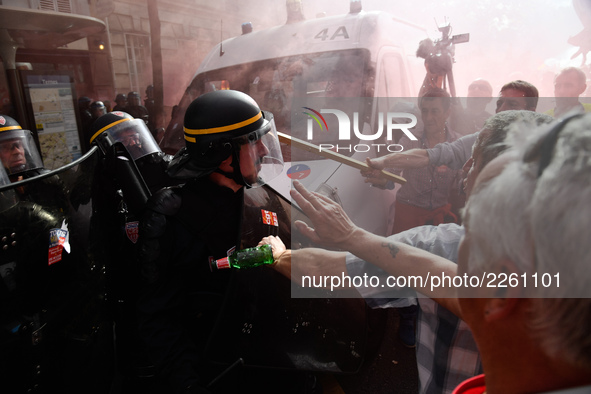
[[161, 49, 372, 159]]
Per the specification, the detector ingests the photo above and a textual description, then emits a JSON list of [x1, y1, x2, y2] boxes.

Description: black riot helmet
[[89, 111, 160, 161], [167, 89, 284, 188], [115, 93, 127, 105], [90, 101, 107, 119], [78, 96, 92, 110], [0, 115, 44, 177], [127, 92, 141, 107]]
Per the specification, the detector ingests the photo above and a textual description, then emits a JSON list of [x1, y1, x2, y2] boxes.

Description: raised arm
[[290, 180, 461, 316], [366, 148, 429, 170]]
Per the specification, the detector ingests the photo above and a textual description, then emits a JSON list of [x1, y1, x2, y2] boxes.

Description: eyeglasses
[[523, 113, 584, 177]]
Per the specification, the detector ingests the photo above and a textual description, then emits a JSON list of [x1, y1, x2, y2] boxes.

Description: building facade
[[1, 0, 284, 122]]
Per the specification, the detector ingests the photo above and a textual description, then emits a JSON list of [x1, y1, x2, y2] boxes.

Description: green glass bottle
[[210, 244, 274, 270]]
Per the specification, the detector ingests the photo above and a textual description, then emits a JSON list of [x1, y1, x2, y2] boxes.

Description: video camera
[[416, 21, 469, 76]]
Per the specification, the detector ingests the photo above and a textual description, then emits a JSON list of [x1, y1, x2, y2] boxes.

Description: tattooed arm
[[291, 180, 461, 316], [258, 235, 350, 287]]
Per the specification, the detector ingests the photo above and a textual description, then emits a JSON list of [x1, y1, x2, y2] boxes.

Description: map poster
[[22, 73, 82, 170]]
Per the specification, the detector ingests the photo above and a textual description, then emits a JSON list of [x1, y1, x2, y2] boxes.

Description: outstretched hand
[[290, 180, 358, 247], [360, 157, 390, 189]]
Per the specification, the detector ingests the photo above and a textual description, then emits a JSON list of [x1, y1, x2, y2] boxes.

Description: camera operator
[[416, 22, 468, 98]]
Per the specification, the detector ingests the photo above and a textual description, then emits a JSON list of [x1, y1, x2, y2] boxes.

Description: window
[[378, 52, 408, 98], [39, 0, 72, 13], [124, 34, 150, 93]]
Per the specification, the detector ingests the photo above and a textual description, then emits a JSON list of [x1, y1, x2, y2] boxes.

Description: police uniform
[[87, 111, 179, 386], [136, 179, 241, 393], [135, 90, 284, 393]]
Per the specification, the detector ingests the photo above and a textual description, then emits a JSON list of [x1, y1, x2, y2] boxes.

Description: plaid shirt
[[395, 127, 461, 210], [346, 223, 482, 394]]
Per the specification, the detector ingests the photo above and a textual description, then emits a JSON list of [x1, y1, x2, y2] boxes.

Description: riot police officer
[[78, 96, 94, 139], [89, 110, 176, 194], [89, 100, 107, 121], [0, 115, 45, 182], [113, 93, 128, 112], [126, 91, 149, 127], [144, 85, 157, 137], [88, 110, 182, 390], [0, 116, 113, 393], [88, 110, 172, 276], [90, 111, 160, 160], [136, 90, 283, 394]]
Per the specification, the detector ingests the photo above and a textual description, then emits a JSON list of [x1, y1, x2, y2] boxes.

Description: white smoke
[[165, 0, 586, 107], [304, 0, 585, 97]]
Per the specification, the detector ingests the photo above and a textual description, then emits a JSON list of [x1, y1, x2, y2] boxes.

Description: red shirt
[[453, 374, 486, 394]]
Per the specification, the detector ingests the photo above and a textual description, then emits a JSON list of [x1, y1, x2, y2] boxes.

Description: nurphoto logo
[[303, 107, 418, 153]]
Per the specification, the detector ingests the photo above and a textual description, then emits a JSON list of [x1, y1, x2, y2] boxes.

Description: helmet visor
[[235, 112, 284, 188], [0, 164, 9, 186], [102, 118, 160, 160], [0, 129, 44, 176], [0, 165, 16, 212]]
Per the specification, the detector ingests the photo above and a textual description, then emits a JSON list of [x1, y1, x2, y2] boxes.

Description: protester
[[264, 110, 554, 393], [450, 78, 494, 136], [286, 113, 591, 393], [389, 88, 461, 234], [545, 67, 591, 118], [363, 80, 539, 176]]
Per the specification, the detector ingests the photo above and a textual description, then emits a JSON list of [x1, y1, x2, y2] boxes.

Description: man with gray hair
[[287, 113, 591, 392], [266, 110, 554, 393], [452, 112, 591, 392]]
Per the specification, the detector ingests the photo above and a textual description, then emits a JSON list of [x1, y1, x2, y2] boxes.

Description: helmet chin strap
[[9, 164, 27, 174]]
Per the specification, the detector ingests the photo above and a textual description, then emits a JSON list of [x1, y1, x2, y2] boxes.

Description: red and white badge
[[48, 228, 68, 266], [261, 209, 279, 227], [125, 221, 139, 244], [0, 116, 5, 126]]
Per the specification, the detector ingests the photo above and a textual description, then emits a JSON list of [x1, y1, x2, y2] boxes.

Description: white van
[[161, 3, 426, 236]]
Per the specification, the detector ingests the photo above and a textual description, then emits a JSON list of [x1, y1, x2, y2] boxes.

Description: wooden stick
[[277, 132, 406, 185]]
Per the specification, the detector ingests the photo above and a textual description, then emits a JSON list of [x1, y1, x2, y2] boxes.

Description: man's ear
[[484, 258, 524, 322], [218, 154, 234, 172], [483, 297, 519, 322]]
